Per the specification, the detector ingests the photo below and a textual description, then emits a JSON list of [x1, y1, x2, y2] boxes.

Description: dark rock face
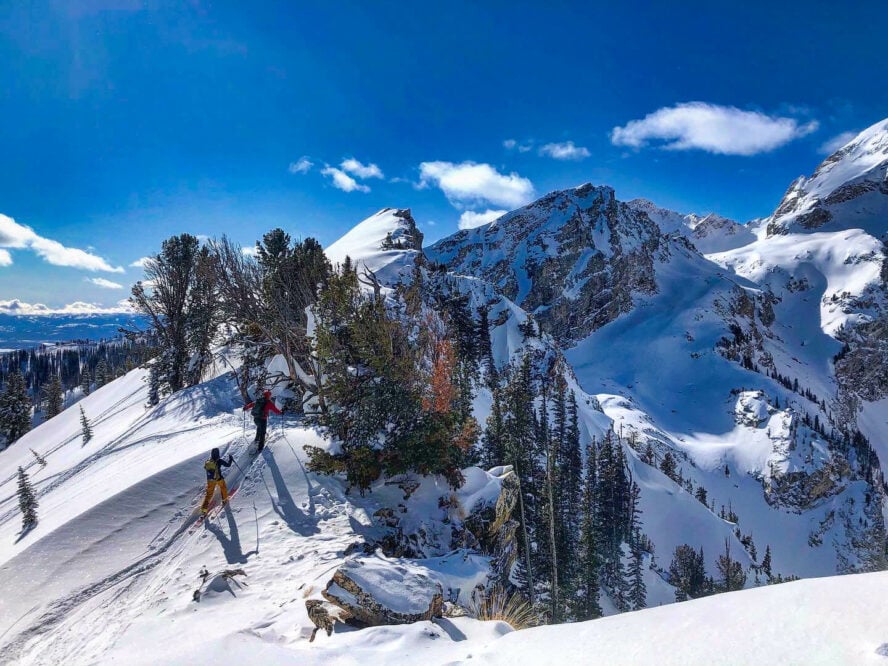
[[428, 185, 664, 345]]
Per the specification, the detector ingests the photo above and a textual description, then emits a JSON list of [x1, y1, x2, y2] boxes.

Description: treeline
[[0, 340, 153, 446]]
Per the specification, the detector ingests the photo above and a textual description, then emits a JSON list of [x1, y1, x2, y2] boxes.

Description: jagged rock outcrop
[[428, 184, 665, 344], [765, 118, 888, 238], [322, 557, 444, 626]]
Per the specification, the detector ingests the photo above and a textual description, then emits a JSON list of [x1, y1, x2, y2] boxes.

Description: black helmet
[[211, 448, 220, 459]]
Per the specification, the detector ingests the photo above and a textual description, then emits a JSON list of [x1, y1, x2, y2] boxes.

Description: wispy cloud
[[0, 249, 11, 267], [818, 130, 857, 155], [87, 277, 124, 289], [611, 102, 819, 155], [321, 166, 371, 193], [129, 257, 150, 268], [539, 141, 590, 160], [0, 213, 124, 272], [418, 161, 535, 209], [288, 156, 313, 174], [340, 158, 384, 179], [0, 299, 133, 316], [503, 138, 533, 153], [503, 139, 533, 153], [459, 209, 507, 230]]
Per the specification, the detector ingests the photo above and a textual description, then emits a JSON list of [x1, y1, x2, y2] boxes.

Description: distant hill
[[0, 312, 148, 350]]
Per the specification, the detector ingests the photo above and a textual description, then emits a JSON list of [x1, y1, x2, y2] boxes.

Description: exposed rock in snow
[[322, 555, 444, 626], [765, 118, 888, 238]]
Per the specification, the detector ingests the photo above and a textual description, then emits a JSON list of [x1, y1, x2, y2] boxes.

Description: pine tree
[[576, 442, 602, 619], [80, 368, 91, 396], [95, 360, 110, 388], [628, 526, 647, 610], [80, 406, 93, 445], [660, 450, 678, 480], [503, 355, 539, 604], [694, 485, 708, 505], [0, 372, 32, 444], [759, 544, 772, 581], [30, 448, 47, 467], [43, 375, 63, 419], [17, 466, 38, 530], [482, 383, 506, 468], [668, 544, 708, 601], [477, 307, 497, 389], [147, 363, 160, 406], [716, 539, 747, 592]]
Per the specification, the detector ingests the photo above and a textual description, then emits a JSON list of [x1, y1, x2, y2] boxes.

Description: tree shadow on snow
[[261, 447, 319, 537], [206, 505, 257, 564]]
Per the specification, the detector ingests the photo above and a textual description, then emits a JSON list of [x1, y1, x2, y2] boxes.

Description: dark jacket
[[205, 454, 233, 481]]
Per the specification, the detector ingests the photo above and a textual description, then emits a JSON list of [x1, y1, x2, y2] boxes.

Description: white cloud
[[503, 138, 533, 153], [0, 299, 133, 316], [129, 257, 150, 268], [0, 249, 11, 267], [539, 141, 591, 160], [610, 102, 819, 156], [819, 131, 858, 155], [340, 158, 384, 179], [288, 156, 313, 174], [241, 246, 258, 257], [321, 166, 371, 193], [87, 277, 124, 290], [418, 161, 535, 209], [0, 213, 124, 272], [458, 209, 507, 230]]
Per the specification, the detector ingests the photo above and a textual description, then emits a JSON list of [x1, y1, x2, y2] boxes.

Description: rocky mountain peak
[[766, 118, 888, 236]]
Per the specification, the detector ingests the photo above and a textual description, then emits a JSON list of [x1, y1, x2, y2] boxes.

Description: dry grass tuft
[[467, 587, 538, 630]]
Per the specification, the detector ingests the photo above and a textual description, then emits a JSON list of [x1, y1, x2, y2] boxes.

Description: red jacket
[[244, 396, 282, 420]]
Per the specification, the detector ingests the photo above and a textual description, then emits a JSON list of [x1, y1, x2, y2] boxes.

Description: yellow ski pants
[[201, 479, 228, 513]]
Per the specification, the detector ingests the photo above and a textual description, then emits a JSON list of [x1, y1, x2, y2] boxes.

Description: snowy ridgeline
[[1, 119, 887, 664]]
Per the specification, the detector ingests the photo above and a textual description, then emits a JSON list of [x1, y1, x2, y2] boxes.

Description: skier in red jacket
[[244, 390, 282, 452]]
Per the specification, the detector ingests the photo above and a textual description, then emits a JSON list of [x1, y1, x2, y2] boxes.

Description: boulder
[[322, 556, 444, 626]]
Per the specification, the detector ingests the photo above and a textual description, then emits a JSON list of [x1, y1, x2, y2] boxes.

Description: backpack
[[204, 458, 218, 479], [250, 397, 266, 418]]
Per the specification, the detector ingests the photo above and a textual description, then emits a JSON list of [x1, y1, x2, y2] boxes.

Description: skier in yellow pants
[[202, 448, 233, 515]]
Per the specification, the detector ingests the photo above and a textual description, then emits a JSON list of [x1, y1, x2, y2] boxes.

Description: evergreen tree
[[477, 307, 497, 388], [0, 372, 32, 444], [30, 448, 47, 467], [147, 363, 161, 406], [503, 355, 539, 604], [628, 527, 647, 610], [760, 544, 773, 582], [668, 544, 708, 601], [80, 406, 93, 445], [716, 539, 747, 592], [482, 383, 507, 468], [17, 466, 38, 530], [576, 442, 602, 619], [43, 375, 63, 419], [660, 450, 678, 480], [95, 360, 110, 388], [694, 485, 708, 505], [80, 368, 91, 396]]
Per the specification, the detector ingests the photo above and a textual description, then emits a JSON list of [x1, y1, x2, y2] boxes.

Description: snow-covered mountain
[[1, 119, 887, 664]]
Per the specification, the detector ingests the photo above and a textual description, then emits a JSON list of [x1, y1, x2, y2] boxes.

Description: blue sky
[[1, 0, 886, 310]]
